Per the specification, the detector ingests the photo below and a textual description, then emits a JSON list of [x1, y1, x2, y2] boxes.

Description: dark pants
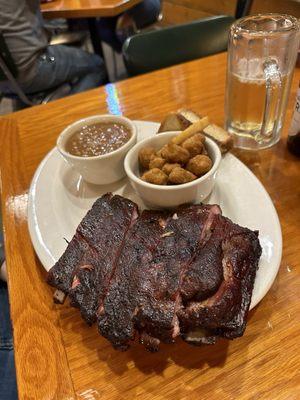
[[97, 0, 161, 52], [0, 282, 18, 400], [20, 44, 107, 95], [123, 0, 161, 29], [0, 228, 18, 400]]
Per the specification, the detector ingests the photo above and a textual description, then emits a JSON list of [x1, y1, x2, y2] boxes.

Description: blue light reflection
[[105, 83, 122, 115]]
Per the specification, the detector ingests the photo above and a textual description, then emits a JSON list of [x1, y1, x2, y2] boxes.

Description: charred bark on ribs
[[47, 193, 262, 351], [47, 193, 139, 324]]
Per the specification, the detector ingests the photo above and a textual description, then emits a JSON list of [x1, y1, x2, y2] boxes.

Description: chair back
[[123, 15, 235, 76]]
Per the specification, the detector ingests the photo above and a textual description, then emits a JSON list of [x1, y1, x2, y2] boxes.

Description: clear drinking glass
[[225, 14, 300, 150]]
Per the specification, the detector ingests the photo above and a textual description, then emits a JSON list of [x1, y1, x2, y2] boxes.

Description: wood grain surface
[[1, 53, 300, 399], [0, 119, 76, 399], [41, 0, 141, 18]]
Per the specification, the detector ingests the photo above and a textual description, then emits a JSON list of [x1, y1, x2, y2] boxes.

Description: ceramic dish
[[124, 131, 221, 208], [27, 120, 282, 310], [57, 114, 137, 185]]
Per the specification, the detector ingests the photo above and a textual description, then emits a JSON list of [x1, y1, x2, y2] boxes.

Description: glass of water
[[225, 14, 300, 150]]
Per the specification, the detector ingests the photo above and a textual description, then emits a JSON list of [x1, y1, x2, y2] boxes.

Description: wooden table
[[1, 53, 300, 399], [41, 0, 142, 58], [41, 0, 142, 18]]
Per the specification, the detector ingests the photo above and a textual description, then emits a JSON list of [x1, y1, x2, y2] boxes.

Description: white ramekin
[[124, 131, 221, 208], [57, 114, 137, 185]]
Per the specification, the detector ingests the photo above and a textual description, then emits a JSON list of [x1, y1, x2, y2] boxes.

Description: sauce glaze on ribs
[[47, 194, 262, 351]]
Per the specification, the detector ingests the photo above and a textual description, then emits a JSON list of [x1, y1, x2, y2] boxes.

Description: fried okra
[[142, 168, 168, 185], [138, 147, 156, 169], [161, 143, 190, 164], [138, 128, 214, 186], [149, 156, 166, 169], [182, 133, 205, 157], [155, 144, 168, 158], [168, 167, 197, 184], [162, 163, 181, 175], [186, 155, 212, 176]]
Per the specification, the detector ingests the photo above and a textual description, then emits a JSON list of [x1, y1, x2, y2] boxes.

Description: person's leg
[[100, 0, 161, 50], [21, 45, 107, 95], [0, 282, 18, 400], [96, 16, 122, 52], [0, 229, 18, 400], [70, 70, 107, 95], [97, 0, 161, 52], [126, 0, 161, 29]]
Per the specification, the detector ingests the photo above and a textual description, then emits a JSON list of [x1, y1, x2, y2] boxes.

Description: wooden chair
[[122, 15, 235, 76]]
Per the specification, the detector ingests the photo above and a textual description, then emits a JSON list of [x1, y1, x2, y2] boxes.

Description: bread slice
[[158, 113, 183, 132], [158, 109, 202, 133], [158, 109, 233, 153], [177, 109, 202, 128], [203, 124, 233, 153]]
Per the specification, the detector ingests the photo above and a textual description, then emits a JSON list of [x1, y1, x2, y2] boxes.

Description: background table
[[41, 0, 142, 57], [1, 53, 300, 399], [41, 0, 142, 18]]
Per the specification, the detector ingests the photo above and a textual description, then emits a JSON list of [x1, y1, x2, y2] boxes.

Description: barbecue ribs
[[47, 193, 262, 351]]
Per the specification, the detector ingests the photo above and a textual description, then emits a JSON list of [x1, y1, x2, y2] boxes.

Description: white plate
[[28, 121, 282, 309]]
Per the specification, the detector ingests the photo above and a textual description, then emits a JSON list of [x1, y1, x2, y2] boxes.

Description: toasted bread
[[158, 113, 183, 133], [158, 109, 202, 133], [158, 109, 233, 153], [177, 109, 202, 128], [203, 124, 233, 153]]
